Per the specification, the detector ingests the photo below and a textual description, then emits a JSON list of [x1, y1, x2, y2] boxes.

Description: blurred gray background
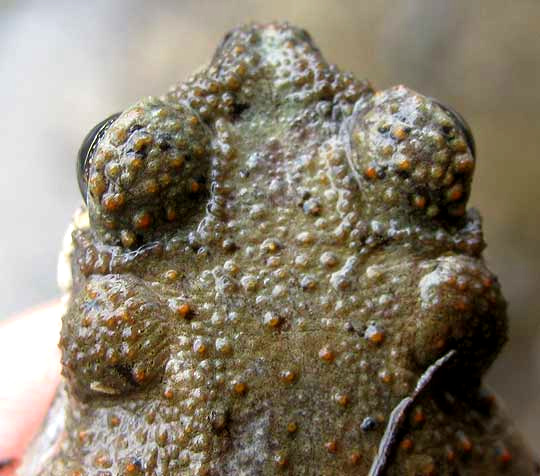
[[1, 0, 539, 448]]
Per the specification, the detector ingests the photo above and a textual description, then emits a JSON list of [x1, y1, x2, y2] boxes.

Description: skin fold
[[21, 23, 539, 476]]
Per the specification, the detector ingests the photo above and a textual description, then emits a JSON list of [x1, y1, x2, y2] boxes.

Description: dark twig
[[368, 349, 457, 476]]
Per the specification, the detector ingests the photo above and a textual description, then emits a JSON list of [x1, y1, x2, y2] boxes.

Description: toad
[[20, 22, 538, 476]]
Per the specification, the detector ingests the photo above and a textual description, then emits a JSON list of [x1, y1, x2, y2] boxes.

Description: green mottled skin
[[21, 23, 538, 476]]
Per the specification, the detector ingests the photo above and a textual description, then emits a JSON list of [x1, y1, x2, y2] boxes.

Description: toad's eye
[[432, 101, 476, 158], [77, 113, 121, 202]]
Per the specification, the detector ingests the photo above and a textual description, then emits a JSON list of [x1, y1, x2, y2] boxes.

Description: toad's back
[[21, 23, 538, 476]]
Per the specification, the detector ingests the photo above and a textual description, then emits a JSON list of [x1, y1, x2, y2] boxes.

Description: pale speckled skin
[[21, 23, 538, 476]]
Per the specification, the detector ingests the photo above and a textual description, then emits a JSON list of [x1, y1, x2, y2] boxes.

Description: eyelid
[[431, 100, 476, 158], [77, 113, 121, 203]]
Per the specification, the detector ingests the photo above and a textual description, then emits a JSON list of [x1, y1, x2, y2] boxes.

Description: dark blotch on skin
[[0, 458, 15, 470]]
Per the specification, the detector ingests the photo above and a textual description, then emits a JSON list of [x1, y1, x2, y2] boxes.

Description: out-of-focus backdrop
[[1, 0, 539, 448]]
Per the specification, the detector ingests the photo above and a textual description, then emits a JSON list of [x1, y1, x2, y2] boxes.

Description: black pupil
[[433, 101, 476, 158], [77, 113, 121, 202]]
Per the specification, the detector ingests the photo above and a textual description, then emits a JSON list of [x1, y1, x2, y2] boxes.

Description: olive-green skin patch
[[21, 23, 538, 476]]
